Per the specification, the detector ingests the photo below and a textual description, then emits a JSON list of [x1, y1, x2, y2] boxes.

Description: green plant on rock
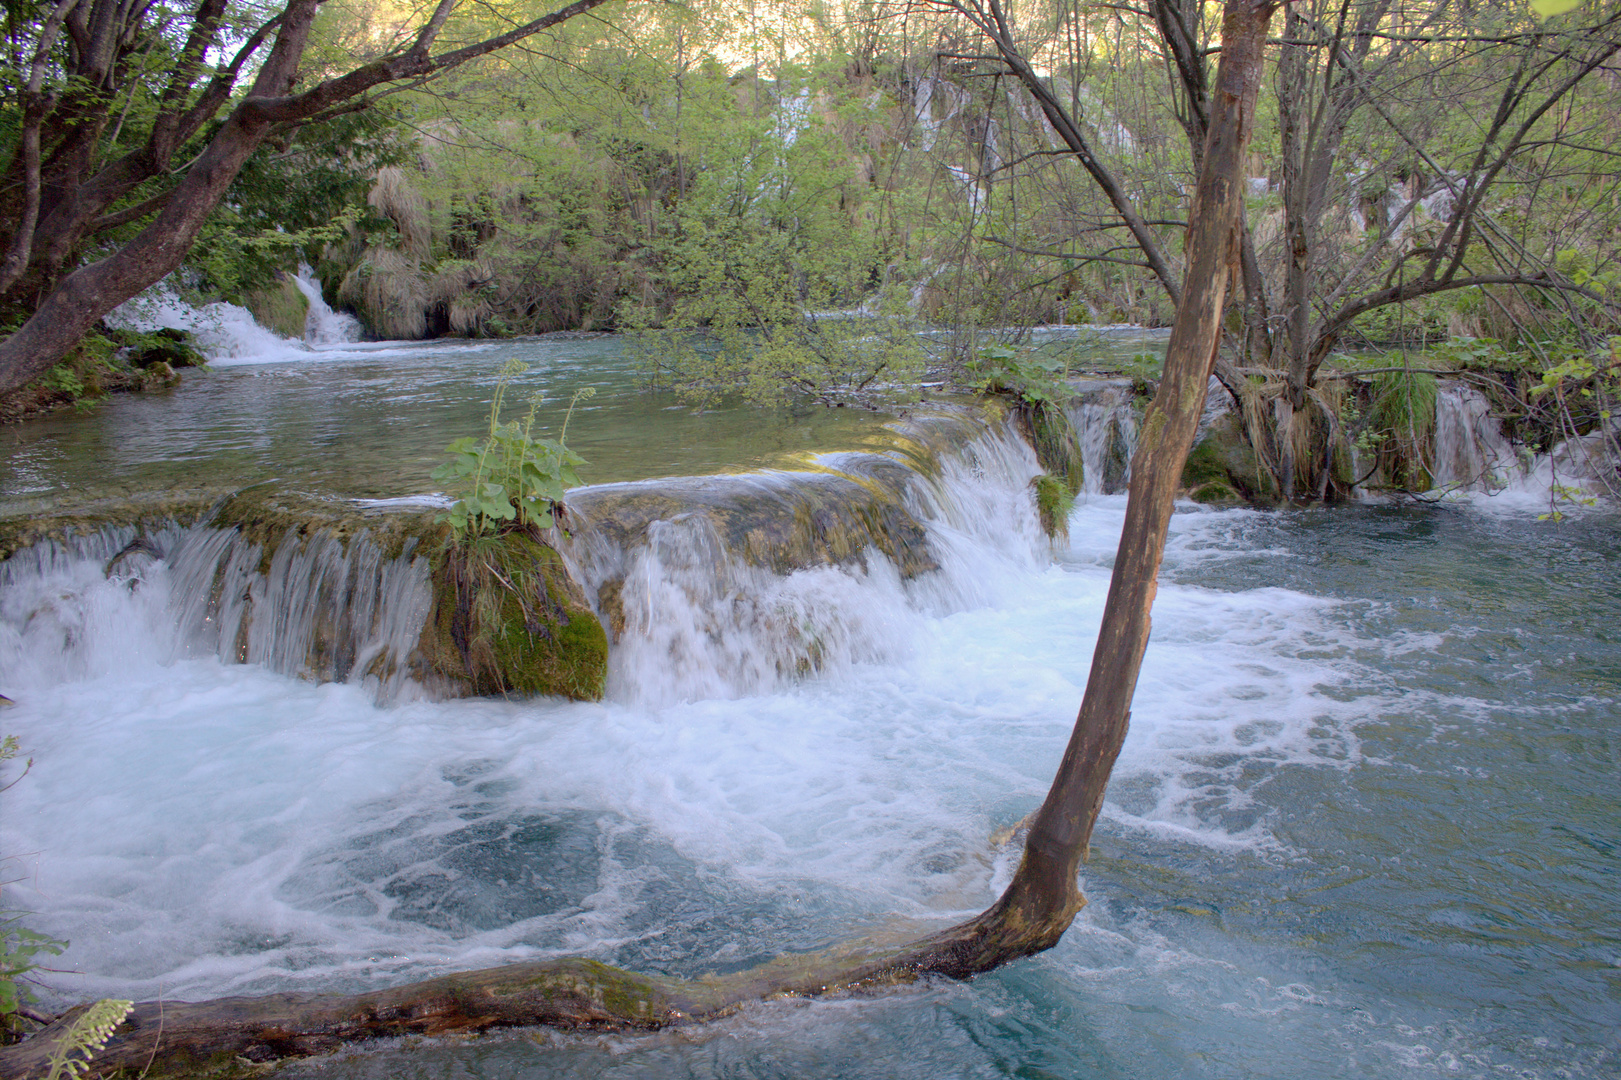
[[1033, 474, 1076, 541], [427, 365, 607, 701], [433, 360, 592, 540], [971, 344, 1086, 515]]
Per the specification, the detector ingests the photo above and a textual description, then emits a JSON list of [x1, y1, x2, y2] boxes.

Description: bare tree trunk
[[0, 2, 1276, 1074]]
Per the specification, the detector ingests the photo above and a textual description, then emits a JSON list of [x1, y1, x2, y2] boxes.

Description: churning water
[[1, 335, 1617, 1079]]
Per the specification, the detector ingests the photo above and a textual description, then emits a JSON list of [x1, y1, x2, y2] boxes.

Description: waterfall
[[1, 411, 1046, 709], [1427, 381, 1617, 508], [1063, 380, 1141, 494], [562, 413, 1046, 706], [293, 265, 363, 346], [106, 268, 363, 364], [1430, 383, 1519, 492], [106, 282, 314, 365], [0, 524, 433, 703]]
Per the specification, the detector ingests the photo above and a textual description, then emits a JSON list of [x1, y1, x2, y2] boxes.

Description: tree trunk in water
[[978, 0, 1277, 944], [0, 2, 1277, 1074]]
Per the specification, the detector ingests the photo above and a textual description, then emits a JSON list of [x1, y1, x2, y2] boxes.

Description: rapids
[[1, 333, 1617, 1078]]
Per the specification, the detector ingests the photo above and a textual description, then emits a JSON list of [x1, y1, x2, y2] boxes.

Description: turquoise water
[[272, 504, 1618, 1079], [1, 335, 1615, 1079]]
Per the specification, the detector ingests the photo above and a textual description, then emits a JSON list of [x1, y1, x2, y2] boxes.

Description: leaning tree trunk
[[0, 2, 1278, 1074]]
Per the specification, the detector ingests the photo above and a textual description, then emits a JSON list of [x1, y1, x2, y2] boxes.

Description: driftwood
[[0, 2, 1279, 1074]]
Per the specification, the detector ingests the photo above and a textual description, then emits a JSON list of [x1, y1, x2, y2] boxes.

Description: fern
[[43, 999, 132, 1080]]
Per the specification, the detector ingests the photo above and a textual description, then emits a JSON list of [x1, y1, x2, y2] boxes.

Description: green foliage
[[42, 998, 133, 1080], [1366, 370, 1440, 490], [39, 366, 83, 397], [1530, 343, 1619, 425], [627, 63, 925, 407], [0, 913, 64, 1023], [180, 108, 410, 300], [965, 344, 1073, 408], [432, 360, 591, 540], [1033, 473, 1075, 541], [1426, 337, 1517, 371]]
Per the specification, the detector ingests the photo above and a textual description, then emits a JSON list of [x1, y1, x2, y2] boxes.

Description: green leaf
[[1530, 0, 1584, 15]]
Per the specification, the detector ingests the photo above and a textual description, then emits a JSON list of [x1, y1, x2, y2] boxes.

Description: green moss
[[1189, 480, 1242, 503], [242, 276, 310, 340], [1182, 414, 1278, 503], [1033, 473, 1075, 540], [423, 531, 607, 701], [1026, 404, 1084, 496], [1181, 438, 1229, 489]]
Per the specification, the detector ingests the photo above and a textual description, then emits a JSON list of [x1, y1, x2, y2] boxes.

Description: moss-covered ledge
[[417, 531, 607, 701], [0, 494, 608, 703]]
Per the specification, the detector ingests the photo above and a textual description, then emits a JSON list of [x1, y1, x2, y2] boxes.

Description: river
[[1, 333, 1616, 1078]]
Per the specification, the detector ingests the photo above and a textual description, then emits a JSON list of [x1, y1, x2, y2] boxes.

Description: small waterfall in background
[[105, 267, 364, 364], [1062, 380, 1141, 494], [1430, 383, 1520, 491], [1429, 380, 1618, 506], [293, 264, 363, 346], [106, 282, 314, 365]]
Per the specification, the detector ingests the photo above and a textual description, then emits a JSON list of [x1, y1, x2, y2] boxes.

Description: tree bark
[[0, 2, 1276, 1073]]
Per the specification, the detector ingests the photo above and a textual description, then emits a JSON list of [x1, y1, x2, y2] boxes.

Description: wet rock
[[124, 327, 208, 369], [420, 532, 608, 702], [1183, 412, 1277, 503]]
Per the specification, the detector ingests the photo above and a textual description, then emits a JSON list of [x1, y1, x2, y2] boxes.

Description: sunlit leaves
[[1530, 0, 1586, 17]]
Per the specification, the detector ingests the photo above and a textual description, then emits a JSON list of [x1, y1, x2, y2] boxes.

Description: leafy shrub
[[432, 360, 592, 540]]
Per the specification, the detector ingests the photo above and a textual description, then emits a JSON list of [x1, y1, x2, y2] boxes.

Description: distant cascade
[[106, 281, 313, 365], [1062, 380, 1141, 494], [293, 265, 362, 346], [1430, 383, 1519, 491], [0, 524, 432, 702]]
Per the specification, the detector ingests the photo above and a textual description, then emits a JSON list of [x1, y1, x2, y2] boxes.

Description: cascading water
[[1063, 380, 1141, 494], [0, 336, 1616, 1079], [106, 282, 315, 365], [292, 265, 363, 346], [1430, 383, 1519, 492], [106, 269, 364, 366], [563, 417, 1047, 706], [0, 523, 432, 703]]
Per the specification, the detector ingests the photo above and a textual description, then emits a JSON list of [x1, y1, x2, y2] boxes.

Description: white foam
[[108, 284, 314, 365]]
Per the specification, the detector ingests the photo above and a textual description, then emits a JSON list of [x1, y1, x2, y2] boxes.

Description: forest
[[1, 0, 1618, 501]]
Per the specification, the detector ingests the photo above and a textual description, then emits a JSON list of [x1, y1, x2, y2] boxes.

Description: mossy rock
[[1024, 404, 1084, 496], [120, 327, 208, 369], [422, 531, 607, 701], [1189, 480, 1243, 504], [243, 276, 311, 340], [1183, 413, 1277, 503]]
